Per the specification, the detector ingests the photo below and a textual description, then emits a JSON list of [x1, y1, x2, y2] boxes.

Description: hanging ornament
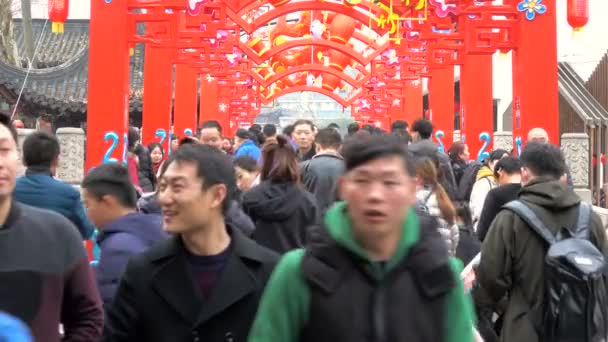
[[49, 0, 69, 34], [310, 20, 326, 39], [567, 0, 589, 33]]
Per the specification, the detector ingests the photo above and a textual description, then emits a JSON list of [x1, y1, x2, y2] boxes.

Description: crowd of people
[[0, 112, 606, 342]]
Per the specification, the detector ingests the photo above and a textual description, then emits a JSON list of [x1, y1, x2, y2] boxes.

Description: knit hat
[[0, 312, 32, 342]]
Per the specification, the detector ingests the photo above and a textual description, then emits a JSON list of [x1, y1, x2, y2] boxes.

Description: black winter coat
[[103, 228, 279, 342], [242, 181, 319, 254], [134, 144, 155, 193]]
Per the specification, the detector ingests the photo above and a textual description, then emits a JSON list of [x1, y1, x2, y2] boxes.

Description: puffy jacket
[[243, 181, 318, 253], [134, 144, 155, 192], [234, 140, 261, 162], [469, 166, 496, 230], [96, 213, 168, 310], [416, 187, 459, 256]]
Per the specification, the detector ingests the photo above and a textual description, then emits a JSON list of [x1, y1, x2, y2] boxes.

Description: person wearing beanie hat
[[234, 128, 261, 162], [0, 312, 32, 342]]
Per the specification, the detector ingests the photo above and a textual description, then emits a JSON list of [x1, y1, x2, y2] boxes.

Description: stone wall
[[16, 128, 85, 184], [13, 129, 595, 196]]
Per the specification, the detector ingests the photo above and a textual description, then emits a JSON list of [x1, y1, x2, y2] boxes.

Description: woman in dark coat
[[242, 135, 318, 254], [128, 127, 155, 193]]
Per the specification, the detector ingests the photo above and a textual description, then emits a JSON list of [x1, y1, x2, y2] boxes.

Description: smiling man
[[103, 144, 278, 342], [248, 134, 475, 342]]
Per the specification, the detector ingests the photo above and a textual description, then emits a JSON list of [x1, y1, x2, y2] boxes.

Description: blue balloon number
[[155, 129, 167, 145], [477, 132, 491, 162], [184, 128, 194, 136], [102, 132, 119, 164], [103, 131, 128, 165], [515, 136, 522, 157], [435, 130, 445, 153]]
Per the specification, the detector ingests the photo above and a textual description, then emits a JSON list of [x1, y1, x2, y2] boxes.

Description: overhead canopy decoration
[[86, 0, 567, 172]]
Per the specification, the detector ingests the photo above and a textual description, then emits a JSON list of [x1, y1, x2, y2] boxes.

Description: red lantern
[[328, 50, 351, 72], [567, 0, 589, 32], [49, 0, 69, 34], [322, 74, 341, 91], [327, 14, 356, 44]]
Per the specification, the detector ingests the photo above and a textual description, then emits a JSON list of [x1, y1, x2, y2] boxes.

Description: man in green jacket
[[248, 134, 476, 342]]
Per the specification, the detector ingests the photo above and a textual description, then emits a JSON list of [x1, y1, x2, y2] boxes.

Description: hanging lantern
[[327, 14, 356, 44], [322, 74, 341, 91], [49, 0, 69, 34], [270, 0, 290, 7], [247, 38, 269, 56], [328, 50, 351, 72], [567, 0, 589, 32]]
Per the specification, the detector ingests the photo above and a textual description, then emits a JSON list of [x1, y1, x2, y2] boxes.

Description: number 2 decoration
[[477, 132, 491, 162], [435, 130, 445, 153], [515, 136, 522, 156], [102, 131, 128, 164], [155, 128, 167, 145]]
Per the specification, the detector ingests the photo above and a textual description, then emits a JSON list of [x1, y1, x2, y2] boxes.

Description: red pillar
[[460, 54, 494, 161], [199, 76, 220, 131], [428, 67, 455, 152], [173, 65, 198, 139], [512, 0, 558, 147], [403, 78, 423, 125], [86, 0, 129, 171], [142, 46, 173, 153]]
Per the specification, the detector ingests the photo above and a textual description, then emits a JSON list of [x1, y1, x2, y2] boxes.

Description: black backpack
[[456, 162, 483, 202], [503, 200, 608, 342]]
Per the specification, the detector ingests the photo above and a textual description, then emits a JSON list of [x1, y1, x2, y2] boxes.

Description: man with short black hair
[[0, 114, 104, 341], [198, 120, 224, 150], [346, 122, 359, 138], [263, 124, 277, 139], [249, 134, 475, 342], [474, 143, 608, 342], [103, 145, 278, 342], [300, 128, 344, 213], [409, 118, 457, 199], [81, 163, 167, 310], [15, 131, 95, 239], [391, 119, 411, 144], [292, 119, 316, 161]]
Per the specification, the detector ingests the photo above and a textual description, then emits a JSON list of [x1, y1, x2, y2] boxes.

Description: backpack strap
[[572, 202, 592, 240], [503, 200, 557, 245]]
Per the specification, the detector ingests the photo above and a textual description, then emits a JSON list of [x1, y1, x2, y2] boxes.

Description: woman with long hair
[[415, 158, 459, 256], [147, 142, 164, 180], [242, 135, 318, 253]]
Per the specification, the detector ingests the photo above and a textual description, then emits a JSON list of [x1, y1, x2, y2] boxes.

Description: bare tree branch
[[0, 0, 19, 66]]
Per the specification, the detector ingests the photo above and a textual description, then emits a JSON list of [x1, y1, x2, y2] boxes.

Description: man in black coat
[[103, 145, 279, 342]]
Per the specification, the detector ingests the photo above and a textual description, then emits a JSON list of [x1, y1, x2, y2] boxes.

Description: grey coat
[[300, 152, 344, 214]]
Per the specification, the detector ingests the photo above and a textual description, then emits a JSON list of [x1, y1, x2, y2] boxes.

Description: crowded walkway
[[0, 114, 606, 342]]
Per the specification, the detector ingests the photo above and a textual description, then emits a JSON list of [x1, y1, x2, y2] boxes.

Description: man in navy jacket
[[81, 163, 168, 310], [14, 131, 95, 239]]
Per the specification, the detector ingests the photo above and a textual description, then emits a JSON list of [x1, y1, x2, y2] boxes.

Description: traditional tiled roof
[[558, 61, 608, 125], [0, 19, 144, 114]]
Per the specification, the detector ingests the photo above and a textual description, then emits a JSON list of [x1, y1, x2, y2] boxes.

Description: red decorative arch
[[263, 85, 354, 108], [232, 1, 388, 35], [240, 38, 388, 66], [264, 64, 360, 88]]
